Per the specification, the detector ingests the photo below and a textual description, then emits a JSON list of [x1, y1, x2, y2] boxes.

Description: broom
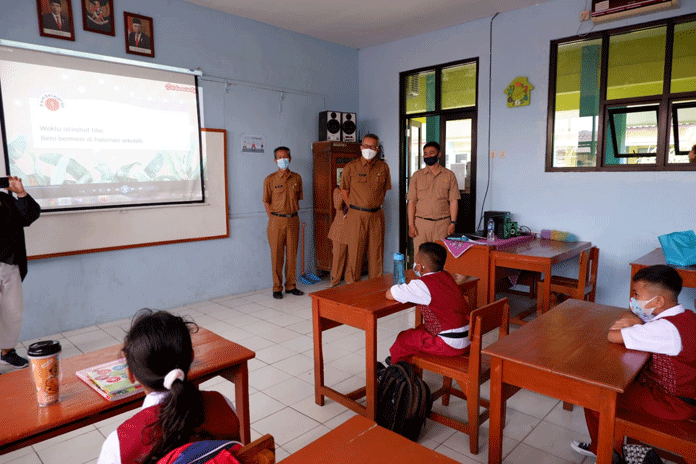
[[300, 222, 322, 285]]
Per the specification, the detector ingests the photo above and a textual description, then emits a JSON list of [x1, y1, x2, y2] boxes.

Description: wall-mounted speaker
[[341, 112, 357, 142], [318, 111, 341, 141]]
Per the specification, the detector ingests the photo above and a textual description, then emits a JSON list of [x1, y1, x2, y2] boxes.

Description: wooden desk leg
[[488, 255, 498, 305], [312, 299, 325, 406], [224, 362, 250, 444], [488, 357, 504, 464], [365, 316, 378, 420], [539, 263, 552, 315], [596, 389, 618, 464]]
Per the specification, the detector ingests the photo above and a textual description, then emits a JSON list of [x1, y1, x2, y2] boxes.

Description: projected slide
[[0, 45, 203, 211]]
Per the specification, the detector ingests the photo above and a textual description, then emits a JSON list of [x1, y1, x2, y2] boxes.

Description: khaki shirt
[[328, 188, 346, 243], [407, 166, 460, 219], [340, 157, 391, 210], [263, 170, 303, 214]]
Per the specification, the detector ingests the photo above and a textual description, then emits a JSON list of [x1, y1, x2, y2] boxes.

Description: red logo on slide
[[40, 94, 64, 111]]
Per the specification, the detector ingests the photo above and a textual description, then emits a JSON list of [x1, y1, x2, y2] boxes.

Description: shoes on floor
[[0, 349, 29, 369], [287, 288, 304, 296], [570, 441, 596, 458], [272, 291, 283, 299]]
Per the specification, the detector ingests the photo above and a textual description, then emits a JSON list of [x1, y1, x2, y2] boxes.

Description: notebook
[[76, 358, 143, 401]]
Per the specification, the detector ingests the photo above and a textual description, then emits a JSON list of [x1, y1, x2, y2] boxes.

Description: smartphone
[[0, 177, 9, 189]]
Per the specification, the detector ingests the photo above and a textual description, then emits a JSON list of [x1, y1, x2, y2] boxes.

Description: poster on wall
[[241, 134, 265, 154], [36, 0, 76, 41], [124, 12, 154, 58], [82, 0, 114, 36]]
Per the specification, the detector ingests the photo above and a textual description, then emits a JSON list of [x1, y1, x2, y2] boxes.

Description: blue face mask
[[276, 158, 290, 170], [629, 296, 657, 322], [413, 263, 421, 278]]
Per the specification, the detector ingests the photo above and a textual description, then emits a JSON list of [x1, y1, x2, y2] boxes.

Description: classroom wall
[[358, 0, 696, 309], [0, 0, 359, 339]]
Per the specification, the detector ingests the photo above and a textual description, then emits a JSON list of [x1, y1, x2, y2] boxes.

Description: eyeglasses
[[361, 143, 378, 150]]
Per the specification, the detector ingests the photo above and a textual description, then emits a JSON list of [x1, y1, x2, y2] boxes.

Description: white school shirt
[[97, 391, 236, 464], [620, 304, 685, 356], [389, 271, 470, 349]]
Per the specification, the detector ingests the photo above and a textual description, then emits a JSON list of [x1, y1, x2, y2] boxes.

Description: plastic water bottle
[[487, 219, 496, 242], [393, 253, 405, 285]]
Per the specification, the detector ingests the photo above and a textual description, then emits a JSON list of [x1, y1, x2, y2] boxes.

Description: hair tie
[[163, 369, 185, 390]]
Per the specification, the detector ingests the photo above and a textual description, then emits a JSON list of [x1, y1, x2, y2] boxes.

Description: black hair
[[123, 309, 203, 464], [423, 141, 441, 152], [132, 18, 141, 25], [363, 133, 380, 144], [418, 242, 447, 272], [49, 0, 61, 4], [632, 265, 682, 301], [273, 146, 290, 159]]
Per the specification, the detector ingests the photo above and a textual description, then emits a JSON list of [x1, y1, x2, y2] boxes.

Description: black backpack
[[376, 361, 431, 441]]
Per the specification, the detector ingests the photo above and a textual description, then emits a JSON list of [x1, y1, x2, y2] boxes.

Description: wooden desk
[[488, 239, 592, 318], [310, 272, 478, 420], [281, 415, 459, 464], [0, 328, 255, 454], [631, 248, 696, 289], [483, 299, 650, 464], [441, 241, 492, 306]]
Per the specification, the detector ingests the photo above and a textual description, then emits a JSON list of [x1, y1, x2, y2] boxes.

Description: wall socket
[[499, 150, 507, 158], [490, 150, 496, 158], [580, 10, 590, 21]]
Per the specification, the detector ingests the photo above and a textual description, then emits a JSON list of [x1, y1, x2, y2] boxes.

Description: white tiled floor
[[0, 282, 604, 464]]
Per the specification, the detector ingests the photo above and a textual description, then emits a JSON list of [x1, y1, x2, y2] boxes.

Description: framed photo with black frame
[[37, 0, 76, 41], [82, 0, 115, 36], [124, 12, 154, 58]]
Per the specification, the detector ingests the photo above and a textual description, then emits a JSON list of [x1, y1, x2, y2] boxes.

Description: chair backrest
[[468, 298, 510, 343], [576, 247, 600, 295]]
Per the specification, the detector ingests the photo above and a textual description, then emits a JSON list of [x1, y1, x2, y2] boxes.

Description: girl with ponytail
[[97, 309, 240, 464]]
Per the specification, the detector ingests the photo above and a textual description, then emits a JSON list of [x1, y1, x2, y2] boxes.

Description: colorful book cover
[[76, 358, 143, 401]]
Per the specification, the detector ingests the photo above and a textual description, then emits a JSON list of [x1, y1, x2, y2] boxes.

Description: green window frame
[[546, 13, 696, 171]]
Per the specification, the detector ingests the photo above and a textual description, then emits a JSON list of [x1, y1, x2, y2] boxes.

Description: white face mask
[[413, 263, 421, 278], [361, 148, 377, 160], [629, 296, 657, 322], [276, 158, 290, 170]]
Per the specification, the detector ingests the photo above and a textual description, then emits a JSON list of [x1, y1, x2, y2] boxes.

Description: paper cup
[[27, 341, 62, 406]]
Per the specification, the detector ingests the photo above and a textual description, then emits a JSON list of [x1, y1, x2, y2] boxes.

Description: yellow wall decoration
[[505, 77, 534, 108]]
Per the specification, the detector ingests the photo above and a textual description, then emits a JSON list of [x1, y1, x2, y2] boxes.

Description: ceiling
[[182, 0, 554, 49]]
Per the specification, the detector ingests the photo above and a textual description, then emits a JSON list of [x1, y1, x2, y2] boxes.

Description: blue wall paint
[[359, 0, 696, 309], [0, 0, 358, 339]]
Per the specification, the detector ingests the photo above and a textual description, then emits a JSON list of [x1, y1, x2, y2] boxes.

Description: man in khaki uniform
[[408, 142, 460, 251], [328, 187, 347, 287], [340, 134, 391, 283], [263, 146, 304, 299]]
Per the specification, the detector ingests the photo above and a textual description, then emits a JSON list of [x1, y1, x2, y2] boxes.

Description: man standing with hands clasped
[[408, 142, 460, 251], [340, 134, 391, 283], [263, 147, 304, 300], [0, 176, 41, 369]]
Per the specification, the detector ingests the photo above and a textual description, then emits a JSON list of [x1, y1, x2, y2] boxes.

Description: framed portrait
[[124, 12, 154, 58], [36, 0, 76, 41], [82, 0, 114, 36]]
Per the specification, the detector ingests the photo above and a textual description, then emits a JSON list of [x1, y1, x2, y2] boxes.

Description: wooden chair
[[408, 298, 517, 455], [537, 246, 599, 311], [234, 434, 276, 464], [614, 410, 696, 464]]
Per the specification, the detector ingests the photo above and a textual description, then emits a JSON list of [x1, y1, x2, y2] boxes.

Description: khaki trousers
[[413, 217, 451, 252], [267, 215, 299, 292], [0, 263, 24, 349], [330, 241, 348, 286], [345, 209, 385, 284]]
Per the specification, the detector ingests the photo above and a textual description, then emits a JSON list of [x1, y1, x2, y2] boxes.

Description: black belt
[[439, 330, 469, 339], [271, 212, 298, 218], [678, 396, 696, 406], [350, 205, 381, 213], [416, 216, 450, 222]]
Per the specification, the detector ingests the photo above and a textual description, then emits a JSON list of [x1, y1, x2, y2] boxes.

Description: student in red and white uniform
[[385, 242, 471, 364], [97, 310, 240, 464], [571, 265, 696, 459]]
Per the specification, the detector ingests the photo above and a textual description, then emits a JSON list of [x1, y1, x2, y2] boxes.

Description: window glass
[[607, 26, 666, 100], [604, 106, 658, 165], [671, 21, 696, 94], [405, 71, 435, 115], [552, 39, 601, 168], [444, 119, 472, 192], [669, 102, 696, 163], [441, 63, 477, 110]]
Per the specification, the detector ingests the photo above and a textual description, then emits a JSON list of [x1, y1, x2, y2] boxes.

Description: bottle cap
[[393, 253, 404, 260], [27, 340, 62, 357]]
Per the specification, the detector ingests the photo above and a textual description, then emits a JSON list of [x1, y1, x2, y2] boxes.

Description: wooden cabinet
[[313, 141, 360, 272]]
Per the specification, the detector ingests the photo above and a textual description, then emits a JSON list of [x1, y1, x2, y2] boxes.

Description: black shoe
[[287, 288, 304, 296], [0, 349, 29, 369], [570, 441, 595, 458], [273, 291, 283, 299]]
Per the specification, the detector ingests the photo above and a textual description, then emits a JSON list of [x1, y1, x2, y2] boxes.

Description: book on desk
[[75, 358, 143, 401]]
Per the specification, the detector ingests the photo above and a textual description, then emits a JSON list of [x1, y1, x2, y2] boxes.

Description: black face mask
[[424, 156, 439, 166]]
